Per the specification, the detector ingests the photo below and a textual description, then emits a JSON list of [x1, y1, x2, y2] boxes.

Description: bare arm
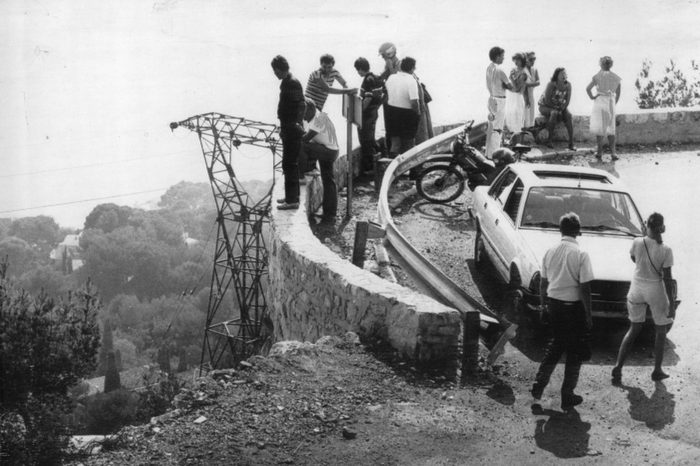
[[313, 75, 356, 95], [542, 82, 555, 107], [563, 82, 572, 109], [615, 83, 621, 104], [580, 281, 593, 329], [302, 129, 318, 143], [411, 98, 420, 114], [585, 79, 597, 100], [663, 266, 676, 316]]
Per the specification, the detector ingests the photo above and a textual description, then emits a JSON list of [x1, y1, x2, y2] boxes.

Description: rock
[[193, 416, 207, 424], [342, 426, 357, 439], [269, 341, 319, 357], [210, 368, 237, 379], [150, 409, 182, 425]]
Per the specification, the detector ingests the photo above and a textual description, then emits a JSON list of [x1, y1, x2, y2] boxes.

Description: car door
[[479, 168, 519, 281], [489, 178, 525, 284]]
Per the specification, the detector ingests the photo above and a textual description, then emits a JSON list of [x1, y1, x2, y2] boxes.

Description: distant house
[[49, 232, 84, 273]]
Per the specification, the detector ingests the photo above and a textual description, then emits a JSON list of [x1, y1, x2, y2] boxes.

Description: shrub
[[635, 59, 700, 109], [0, 260, 101, 465], [82, 389, 138, 435]]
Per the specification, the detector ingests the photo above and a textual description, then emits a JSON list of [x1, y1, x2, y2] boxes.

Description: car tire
[[474, 223, 487, 267]]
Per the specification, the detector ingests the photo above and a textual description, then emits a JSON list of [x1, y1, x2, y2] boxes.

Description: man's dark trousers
[[281, 126, 302, 203], [532, 298, 589, 398]]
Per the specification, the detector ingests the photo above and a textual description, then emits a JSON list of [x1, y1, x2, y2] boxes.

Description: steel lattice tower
[[170, 113, 280, 372]]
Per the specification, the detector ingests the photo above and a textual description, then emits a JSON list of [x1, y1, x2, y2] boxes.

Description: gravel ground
[[74, 143, 700, 465]]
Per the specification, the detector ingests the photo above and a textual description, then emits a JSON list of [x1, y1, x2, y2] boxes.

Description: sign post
[[342, 93, 363, 218]]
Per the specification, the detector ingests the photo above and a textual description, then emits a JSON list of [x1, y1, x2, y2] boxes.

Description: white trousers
[[486, 96, 506, 157]]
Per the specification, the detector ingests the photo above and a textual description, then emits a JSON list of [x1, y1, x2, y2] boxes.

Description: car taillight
[[529, 271, 541, 294]]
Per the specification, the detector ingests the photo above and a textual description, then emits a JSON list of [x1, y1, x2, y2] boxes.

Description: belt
[[491, 96, 506, 99], [547, 297, 579, 306]]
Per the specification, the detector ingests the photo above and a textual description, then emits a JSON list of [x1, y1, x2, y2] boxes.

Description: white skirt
[[590, 93, 616, 136], [505, 90, 525, 133]]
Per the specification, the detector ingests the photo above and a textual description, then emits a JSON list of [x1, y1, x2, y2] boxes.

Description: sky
[[1, 0, 699, 229]]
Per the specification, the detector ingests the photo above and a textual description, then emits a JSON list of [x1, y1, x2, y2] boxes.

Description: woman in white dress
[[586, 56, 622, 160], [505, 53, 529, 134], [523, 51, 540, 128]]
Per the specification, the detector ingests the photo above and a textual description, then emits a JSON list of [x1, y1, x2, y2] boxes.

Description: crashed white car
[[472, 163, 645, 321]]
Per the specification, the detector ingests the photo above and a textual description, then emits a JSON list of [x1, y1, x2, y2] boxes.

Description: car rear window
[[533, 171, 612, 183]]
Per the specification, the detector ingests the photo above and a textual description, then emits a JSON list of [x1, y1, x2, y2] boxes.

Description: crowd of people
[[271, 43, 433, 224], [486, 46, 622, 159], [271, 45, 677, 416]]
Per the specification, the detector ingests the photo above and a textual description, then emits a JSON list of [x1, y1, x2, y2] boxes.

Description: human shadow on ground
[[619, 381, 675, 430], [533, 408, 592, 458], [485, 379, 516, 406]]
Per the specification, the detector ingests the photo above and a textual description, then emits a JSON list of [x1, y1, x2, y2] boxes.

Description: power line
[[0, 188, 171, 214]]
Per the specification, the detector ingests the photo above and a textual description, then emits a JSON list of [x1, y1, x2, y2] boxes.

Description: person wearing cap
[[531, 212, 594, 413], [305, 54, 357, 112], [300, 98, 340, 225], [523, 51, 541, 128], [271, 55, 305, 211], [586, 56, 622, 160], [378, 42, 400, 81], [485, 46, 514, 158], [384, 57, 421, 158]]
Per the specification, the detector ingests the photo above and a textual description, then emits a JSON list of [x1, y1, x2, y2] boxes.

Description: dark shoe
[[531, 401, 544, 415], [651, 370, 669, 381], [568, 145, 577, 151], [595, 153, 603, 160], [276, 198, 287, 204], [611, 367, 622, 385], [611, 154, 619, 161], [277, 202, 299, 210], [561, 394, 583, 411]]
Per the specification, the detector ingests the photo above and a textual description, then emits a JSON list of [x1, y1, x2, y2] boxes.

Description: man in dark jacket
[[354, 57, 383, 173], [272, 55, 305, 210]]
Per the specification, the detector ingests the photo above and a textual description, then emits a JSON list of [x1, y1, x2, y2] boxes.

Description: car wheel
[[474, 223, 487, 267]]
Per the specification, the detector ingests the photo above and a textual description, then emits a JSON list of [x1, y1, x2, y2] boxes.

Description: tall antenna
[[170, 113, 280, 373]]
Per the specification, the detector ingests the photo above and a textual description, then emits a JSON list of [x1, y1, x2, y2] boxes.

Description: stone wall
[[268, 169, 462, 367], [548, 109, 700, 145]]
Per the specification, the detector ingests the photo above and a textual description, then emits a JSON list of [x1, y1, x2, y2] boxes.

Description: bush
[[0, 260, 101, 465], [635, 59, 700, 109], [82, 389, 139, 435]]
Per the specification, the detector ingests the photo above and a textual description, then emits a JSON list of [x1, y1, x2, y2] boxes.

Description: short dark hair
[[354, 57, 370, 72], [320, 54, 335, 65], [489, 46, 504, 61], [551, 67, 566, 82], [559, 212, 581, 237], [271, 55, 289, 72], [512, 52, 526, 67], [400, 56, 416, 72]]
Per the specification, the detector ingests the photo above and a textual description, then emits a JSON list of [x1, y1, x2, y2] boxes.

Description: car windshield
[[520, 187, 644, 236]]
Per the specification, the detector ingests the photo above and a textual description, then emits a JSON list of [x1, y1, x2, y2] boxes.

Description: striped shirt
[[305, 68, 344, 110]]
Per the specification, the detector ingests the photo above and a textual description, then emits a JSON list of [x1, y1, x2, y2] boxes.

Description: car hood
[[519, 229, 635, 281]]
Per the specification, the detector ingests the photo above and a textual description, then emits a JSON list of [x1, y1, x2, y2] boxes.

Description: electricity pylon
[[170, 113, 280, 372]]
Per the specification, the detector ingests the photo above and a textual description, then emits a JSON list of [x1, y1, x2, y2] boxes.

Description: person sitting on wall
[[300, 98, 340, 225], [538, 67, 575, 150]]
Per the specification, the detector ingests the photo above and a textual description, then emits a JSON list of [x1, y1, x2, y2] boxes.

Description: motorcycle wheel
[[415, 164, 465, 204]]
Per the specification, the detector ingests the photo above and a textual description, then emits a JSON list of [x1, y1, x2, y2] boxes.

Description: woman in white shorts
[[612, 212, 676, 383]]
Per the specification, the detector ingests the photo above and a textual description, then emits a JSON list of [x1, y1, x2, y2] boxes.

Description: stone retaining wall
[[549, 109, 700, 145], [268, 124, 463, 367]]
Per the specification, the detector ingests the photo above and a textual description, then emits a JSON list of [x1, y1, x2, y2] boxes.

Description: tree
[[0, 237, 38, 279], [84, 203, 133, 233], [635, 59, 700, 109], [0, 261, 101, 465], [18, 265, 71, 298], [97, 320, 115, 376], [103, 352, 121, 393]]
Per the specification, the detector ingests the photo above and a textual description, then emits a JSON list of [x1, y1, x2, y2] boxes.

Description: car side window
[[491, 171, 518, 205], [487, 169, 510, 198], [503, 179, 524, 222]]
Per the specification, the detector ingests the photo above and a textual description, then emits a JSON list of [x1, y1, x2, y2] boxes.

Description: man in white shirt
[[384, 57, 420, 157], [531, 212, 594, 413], [300, 99, 340, 224], [485, 47, 513, 157]]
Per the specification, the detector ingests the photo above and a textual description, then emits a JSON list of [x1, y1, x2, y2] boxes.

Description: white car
[[472, 163, 645, 321]]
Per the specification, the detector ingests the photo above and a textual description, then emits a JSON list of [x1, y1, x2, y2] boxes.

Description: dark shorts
[[385, 105, 419, 139]]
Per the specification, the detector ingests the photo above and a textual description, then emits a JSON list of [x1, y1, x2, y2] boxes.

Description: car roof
[[507, 163, 627, 191]]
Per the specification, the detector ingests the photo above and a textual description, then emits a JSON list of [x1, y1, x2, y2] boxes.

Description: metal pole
[[346, 103, 353, 218]]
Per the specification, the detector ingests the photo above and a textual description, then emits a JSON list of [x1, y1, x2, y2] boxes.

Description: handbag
[[642, 238, 679, 326], [420, 82, 432, 104]]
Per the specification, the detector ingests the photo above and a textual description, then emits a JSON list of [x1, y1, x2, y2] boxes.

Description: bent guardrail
[[375, 127, 517, 368]]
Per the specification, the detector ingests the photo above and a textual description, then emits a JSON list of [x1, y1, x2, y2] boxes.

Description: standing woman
[[612, 213, 676, 384], [586, 56, 622, 160], [523, 51, 540, 128], [538, 68, 575, 150], [505, 53, 529, 134]]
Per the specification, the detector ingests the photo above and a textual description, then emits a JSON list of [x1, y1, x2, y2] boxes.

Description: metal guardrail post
[[462, 311, 480, 376]]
